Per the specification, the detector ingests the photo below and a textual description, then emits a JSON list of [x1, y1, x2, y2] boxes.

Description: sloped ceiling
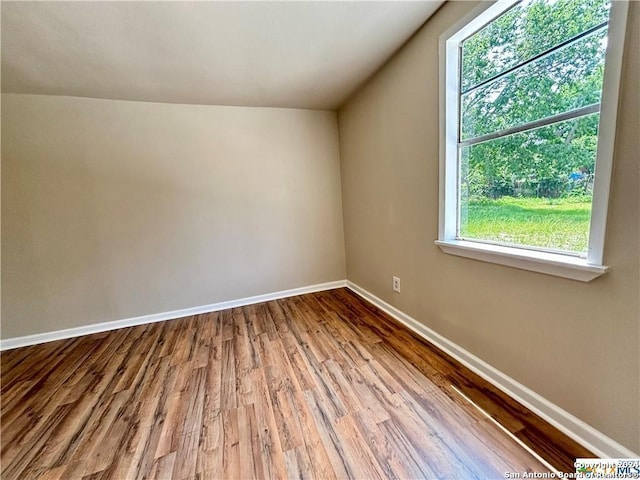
[[1, 1, 444, 109]]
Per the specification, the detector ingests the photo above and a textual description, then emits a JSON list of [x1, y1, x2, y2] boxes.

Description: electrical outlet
[[392, 276, 401, 293]]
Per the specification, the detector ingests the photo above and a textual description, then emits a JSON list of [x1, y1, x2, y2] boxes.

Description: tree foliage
[[460, 0, 610, 199]]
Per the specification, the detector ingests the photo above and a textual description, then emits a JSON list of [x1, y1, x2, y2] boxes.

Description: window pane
[[461, 27, 607, 140], [461, 0, 611, 92], [458, 114, 599, 254]]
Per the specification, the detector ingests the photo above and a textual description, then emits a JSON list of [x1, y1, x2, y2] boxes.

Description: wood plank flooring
[[1, 288, 591, 479]]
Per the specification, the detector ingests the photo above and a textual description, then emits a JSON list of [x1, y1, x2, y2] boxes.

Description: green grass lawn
[[460, 196, 592, 253]]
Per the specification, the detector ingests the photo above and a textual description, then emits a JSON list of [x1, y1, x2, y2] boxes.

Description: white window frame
[[436, 0, 629, 282]]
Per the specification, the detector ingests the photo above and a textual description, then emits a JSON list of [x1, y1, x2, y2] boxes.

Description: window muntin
[[460, 0, 611, 92], [460, 26, 608, 140]]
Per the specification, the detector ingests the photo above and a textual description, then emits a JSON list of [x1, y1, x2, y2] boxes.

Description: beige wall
[[1, 94, 346, 339], [338, 1, 639, 453]]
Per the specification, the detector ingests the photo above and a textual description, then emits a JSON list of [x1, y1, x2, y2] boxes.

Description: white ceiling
[[1, 1, 444, 110]]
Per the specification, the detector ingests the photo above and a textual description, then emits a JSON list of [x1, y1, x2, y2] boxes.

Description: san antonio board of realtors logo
[[574, 459, 640, 479], [504, 459, 640, 479]]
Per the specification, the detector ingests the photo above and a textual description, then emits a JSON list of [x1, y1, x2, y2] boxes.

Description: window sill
[[434, 239, 608, 282]]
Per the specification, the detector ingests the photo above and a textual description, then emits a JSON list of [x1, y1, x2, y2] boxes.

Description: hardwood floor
[[1, 288, 591, 479]]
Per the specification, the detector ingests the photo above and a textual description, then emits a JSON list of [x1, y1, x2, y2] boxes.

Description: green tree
[[460, 0, 609, 199]]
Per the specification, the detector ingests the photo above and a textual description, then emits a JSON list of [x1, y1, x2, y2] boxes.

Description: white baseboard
[[345, 280, 638, 459], [0, 280, 347, 351]]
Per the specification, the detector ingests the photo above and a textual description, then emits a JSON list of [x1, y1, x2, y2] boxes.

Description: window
[[437, 0, 629, 281]]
